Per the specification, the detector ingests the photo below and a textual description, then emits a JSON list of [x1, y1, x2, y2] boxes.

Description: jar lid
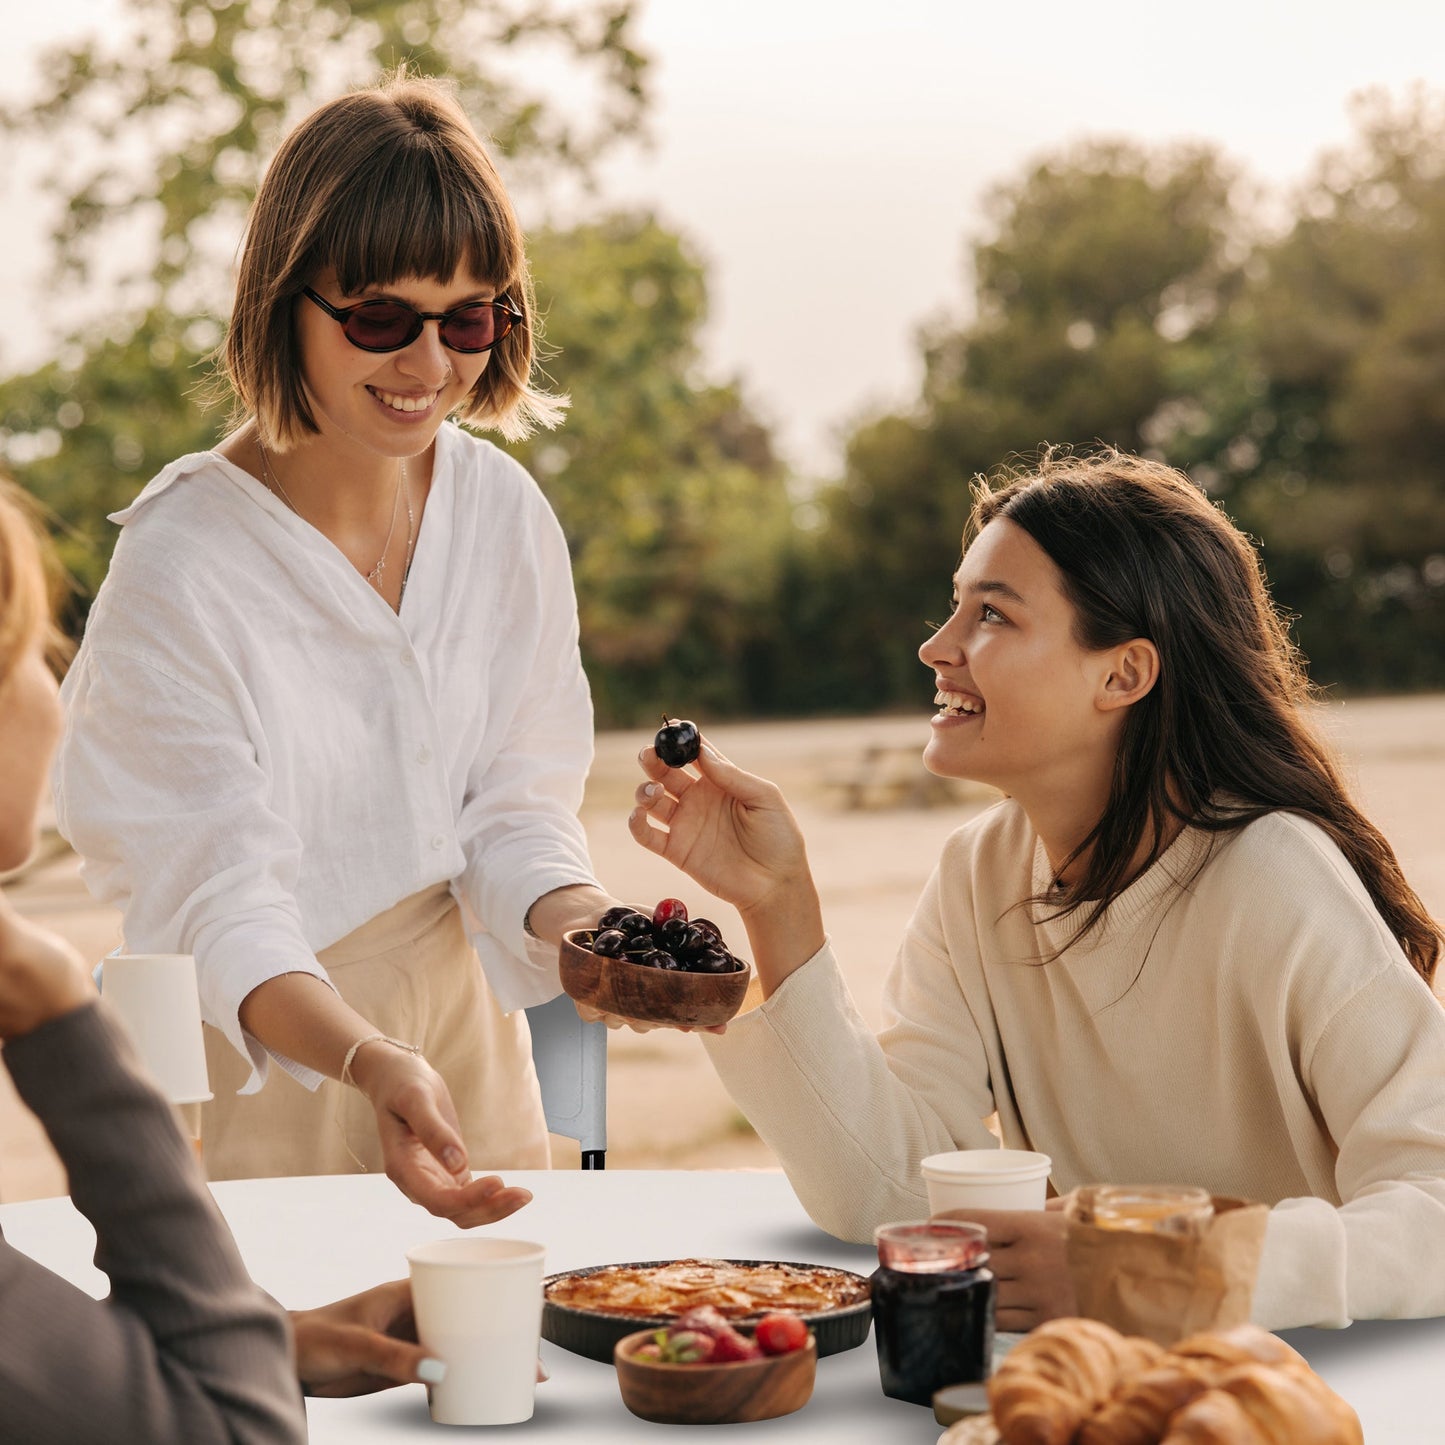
[[874, 1220, 989, 1271], [934, 1383, 991, 1426], [1075, 1183, 1214, 1234]]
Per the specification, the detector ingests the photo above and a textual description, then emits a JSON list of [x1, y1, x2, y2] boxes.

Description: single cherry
[[654, 715, 702, 768], [652, 897, 689, 927]]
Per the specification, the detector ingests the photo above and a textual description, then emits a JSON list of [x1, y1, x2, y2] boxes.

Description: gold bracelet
[[340, 1033, 422, 1087]]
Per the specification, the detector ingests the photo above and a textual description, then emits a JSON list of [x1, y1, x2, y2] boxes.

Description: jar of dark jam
[[871, 1220, 995, 1407]]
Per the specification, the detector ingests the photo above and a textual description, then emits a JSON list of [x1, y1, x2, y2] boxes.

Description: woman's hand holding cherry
[[629, 724, 825, 996]]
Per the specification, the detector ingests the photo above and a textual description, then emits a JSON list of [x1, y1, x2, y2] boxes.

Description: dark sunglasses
[[302, 286, 523, 354]]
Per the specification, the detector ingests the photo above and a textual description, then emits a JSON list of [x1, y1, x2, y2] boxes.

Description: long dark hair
[[971, 446, 1441, 986]]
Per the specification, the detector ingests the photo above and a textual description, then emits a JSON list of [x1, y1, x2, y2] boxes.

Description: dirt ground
[[4, 696, 1444, 1200]]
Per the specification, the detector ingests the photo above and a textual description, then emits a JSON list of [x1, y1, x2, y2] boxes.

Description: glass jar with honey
[[1089, 1184, 1214, 1235]]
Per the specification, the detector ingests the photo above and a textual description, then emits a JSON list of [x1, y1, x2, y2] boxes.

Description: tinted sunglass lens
[[343, 301, 420, 351], [440, 303, 509, 353]]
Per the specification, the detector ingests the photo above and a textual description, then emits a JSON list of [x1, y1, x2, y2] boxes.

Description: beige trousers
[[200, 885, 550, 1180]]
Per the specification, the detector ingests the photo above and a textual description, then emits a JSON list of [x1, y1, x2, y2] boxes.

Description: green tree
[[3, 0, 648, 305], [511, 214, 795, 724], [793, 140, 1248, 712], [1217, 88, 1445, 690], [0, 312, 223, 619]]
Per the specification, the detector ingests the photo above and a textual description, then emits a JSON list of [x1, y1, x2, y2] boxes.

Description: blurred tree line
[[2, 3, 1444, 724]]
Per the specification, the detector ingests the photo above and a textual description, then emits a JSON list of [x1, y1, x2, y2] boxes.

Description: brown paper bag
[[1064, 1189, 1269, 1347]]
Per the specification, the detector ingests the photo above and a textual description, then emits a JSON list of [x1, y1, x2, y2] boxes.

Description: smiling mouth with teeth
[[934, 689, 985, 717], [369, 386, 438, 413]]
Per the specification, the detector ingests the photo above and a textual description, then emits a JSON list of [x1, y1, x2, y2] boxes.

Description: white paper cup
[[99, 953, 212, 1106], [406, 1236, 546, 1426], [921, 1149, 1053, 1212]]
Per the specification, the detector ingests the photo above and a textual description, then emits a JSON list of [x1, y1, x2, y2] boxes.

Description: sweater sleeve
[[704, 862, 1000, 1243], [0, 1001, 307, 1445], [1251, 963, 1445, 1330]]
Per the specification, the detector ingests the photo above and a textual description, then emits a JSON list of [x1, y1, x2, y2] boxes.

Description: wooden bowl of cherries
[[561, 898, 750, 1028]]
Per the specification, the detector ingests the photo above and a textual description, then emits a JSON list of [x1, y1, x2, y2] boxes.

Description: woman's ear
[[1097, 639, 1160, 712]]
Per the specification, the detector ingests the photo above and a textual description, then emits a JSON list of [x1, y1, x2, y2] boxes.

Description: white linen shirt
[[54, 423, 601, 1092]]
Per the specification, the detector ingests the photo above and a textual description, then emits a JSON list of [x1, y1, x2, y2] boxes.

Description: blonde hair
[[223, 72, 564, 447], [0, 478, 67, 688]]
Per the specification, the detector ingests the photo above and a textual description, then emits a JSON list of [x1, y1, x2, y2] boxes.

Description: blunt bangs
[[316, 131, 522, 298]]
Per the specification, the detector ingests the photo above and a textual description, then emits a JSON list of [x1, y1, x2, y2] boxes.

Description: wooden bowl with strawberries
[[613, 1311, 817, 1425]]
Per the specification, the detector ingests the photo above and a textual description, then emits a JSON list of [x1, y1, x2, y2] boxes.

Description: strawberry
[[708, 1325, 763, 1362], [754, 1311, 811, 1356], [658, 1328, 715, 1363], [673, 1305, 731, 1337]]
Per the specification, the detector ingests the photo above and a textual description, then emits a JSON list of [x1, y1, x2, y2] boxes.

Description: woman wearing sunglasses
[[630, 448, 1445, 1332], [52, 74, 621, 1219]]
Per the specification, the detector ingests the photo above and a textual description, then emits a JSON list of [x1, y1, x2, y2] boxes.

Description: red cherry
[[652, 897, 689, 927]]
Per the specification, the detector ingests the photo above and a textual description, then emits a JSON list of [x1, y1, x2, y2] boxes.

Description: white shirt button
[[400, 652, 415, 667], [431, 834, 446, 851], [416, 745, 433, 765]]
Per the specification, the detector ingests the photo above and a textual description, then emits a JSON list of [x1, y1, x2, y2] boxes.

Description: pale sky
[[6, 0, 1445, 474]]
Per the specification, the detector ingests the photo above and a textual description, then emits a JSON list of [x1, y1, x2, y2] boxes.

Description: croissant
[[1074, 1358, 1217, 1445], [1159, 1362, 1364, 1445], [1168, 1323, 1306, 1375], [987, 1319, 1164, 1445], [1076, 1322, 1311, 1445]]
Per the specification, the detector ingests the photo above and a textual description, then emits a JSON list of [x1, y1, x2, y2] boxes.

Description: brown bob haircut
[[223, 72, 563, 448]]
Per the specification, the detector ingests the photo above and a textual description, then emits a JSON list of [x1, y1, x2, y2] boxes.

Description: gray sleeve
[[0, 1001, 307, 1445]]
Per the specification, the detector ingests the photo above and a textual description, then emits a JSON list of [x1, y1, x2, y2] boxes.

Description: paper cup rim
[[406, 1237, 546, 1269], [920, 1149, 1052, 1182]]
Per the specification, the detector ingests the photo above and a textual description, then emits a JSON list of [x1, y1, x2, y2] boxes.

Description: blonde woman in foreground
[[2, 479, 500, 1441], [630, 449, 1445, 1333]]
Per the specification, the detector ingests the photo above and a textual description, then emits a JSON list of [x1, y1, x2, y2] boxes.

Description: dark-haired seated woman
[[52, 73, 623, 1217], [629, 448, 1445, 1333]]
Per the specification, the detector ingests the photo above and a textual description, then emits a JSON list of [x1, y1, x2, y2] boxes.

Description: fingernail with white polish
[[643, 782, 660, 797], [418, 1358, 448, 1384]]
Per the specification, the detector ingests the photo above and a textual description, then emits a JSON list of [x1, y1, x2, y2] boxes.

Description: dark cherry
[[657, 917, 690, 949], [622, 935, 658, 959], [678, 923, 714, 955], [654, 717, 701, 769], [615, 911, 655, 938], [590, 929, 627, 958], [691, 918, 723, 941], [693, 948, 734, 973], [645, 951, 680, 971], [599, 905, 638, 930]]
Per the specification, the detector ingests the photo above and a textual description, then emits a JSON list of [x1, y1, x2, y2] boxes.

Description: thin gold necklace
[[257, 439, 412, 596]]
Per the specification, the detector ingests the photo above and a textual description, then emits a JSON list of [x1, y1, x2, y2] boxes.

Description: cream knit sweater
[[704, 800, 1445, 1330]]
